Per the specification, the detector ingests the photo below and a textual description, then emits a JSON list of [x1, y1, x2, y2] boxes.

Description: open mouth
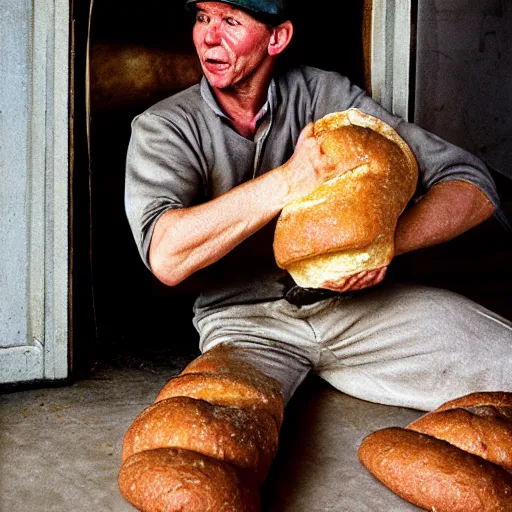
[[203, 58, 230, 72]]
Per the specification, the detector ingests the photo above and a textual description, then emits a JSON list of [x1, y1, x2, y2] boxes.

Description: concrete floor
[[0, 347, 427, 512]]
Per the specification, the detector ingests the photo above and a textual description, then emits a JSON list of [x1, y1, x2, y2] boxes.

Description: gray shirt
[[125, 65, 498, 314]]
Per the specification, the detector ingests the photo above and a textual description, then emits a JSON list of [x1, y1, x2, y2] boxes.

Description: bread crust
[[406, 392, 512, 472], [119, 344, 284, 511], [118, 448, 261, 512], [434, 391, 512, 417], [407, 407, 512, 471], [155, 371, 284, 428], [273, 109, 418, 289], [358, 427, 512, 512], [155, 345, 284, 428], [121, 396, 279, 482]]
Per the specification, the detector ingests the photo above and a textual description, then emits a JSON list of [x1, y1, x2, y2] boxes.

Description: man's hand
[[280, 123, 337, 200], [278, 123, 361, 203], [321, 267, 388, 293]]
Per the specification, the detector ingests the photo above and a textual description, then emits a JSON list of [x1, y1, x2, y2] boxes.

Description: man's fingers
[[345, 271, 371, 291], [350, 267, 388, 290], [376, 266, 387, 281], [325, 272, 361, 293], [323, 266, 388, 293]]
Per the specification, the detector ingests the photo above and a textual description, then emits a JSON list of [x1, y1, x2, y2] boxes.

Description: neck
[[211, 61, 274, 139]]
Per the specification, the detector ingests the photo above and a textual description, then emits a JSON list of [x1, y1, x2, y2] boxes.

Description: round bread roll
[[358, 427, 512, 512], [121, 396, 279, 483], [273, 108, 418, 290], [118, 448, 261, 512]]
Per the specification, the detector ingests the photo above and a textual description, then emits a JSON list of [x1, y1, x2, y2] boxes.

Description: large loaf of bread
[[358, 391, 512, 511], [273, 108, 418, 290], [118, 343, 284, 511]]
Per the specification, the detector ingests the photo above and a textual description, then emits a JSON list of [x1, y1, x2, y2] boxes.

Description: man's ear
[[268, 21, 294, 56]]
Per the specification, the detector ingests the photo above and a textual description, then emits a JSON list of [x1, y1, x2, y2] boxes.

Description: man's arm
[[149, 123, 360, 286], [149, 168, 289, 286], [394, 179, 495, 256], [316, 180, 495, 293]]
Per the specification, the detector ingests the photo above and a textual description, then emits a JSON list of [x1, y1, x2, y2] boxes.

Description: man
[[125, 0, 511, 412]]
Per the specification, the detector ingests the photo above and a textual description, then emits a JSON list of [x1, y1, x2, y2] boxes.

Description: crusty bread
[[118, 448, 261, 512], [273, 108, 418, 290], [407, 407, 512, 471], [358, 392, 512, 511], [434, 391, 512, 417], [154, 370, 284, 428], [406, 391, 512, 471], [118, 344, 284, 511], [121, 396, 279, 482], [358, 427, 512, 512]]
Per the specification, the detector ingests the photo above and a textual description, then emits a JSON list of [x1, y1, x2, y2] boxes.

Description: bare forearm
[[149, 170, 290, 286], [394, 180, 495, 256]]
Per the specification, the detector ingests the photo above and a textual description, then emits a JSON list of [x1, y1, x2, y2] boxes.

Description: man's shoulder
[[277, 64, 345, 84], [275, 65, 351, 97], [141, 83, 203, 120]]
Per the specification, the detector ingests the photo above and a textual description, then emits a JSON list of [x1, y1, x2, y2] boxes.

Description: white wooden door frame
[[370, 0, 414, 120], [0, 0, 70, 384]]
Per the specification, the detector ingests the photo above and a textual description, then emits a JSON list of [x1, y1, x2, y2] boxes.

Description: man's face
[[192, 2, 273, 89]]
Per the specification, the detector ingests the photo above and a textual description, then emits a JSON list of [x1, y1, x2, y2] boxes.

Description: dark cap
[[185, 0, 287, 19]]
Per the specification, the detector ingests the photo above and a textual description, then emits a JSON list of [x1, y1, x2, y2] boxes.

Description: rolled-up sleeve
[[352, 92, 499, 206], [125, 112, 205, 268], [394, 120, 499, 205]]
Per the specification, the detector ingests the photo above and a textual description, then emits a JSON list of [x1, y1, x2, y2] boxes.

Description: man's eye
[[196, 13, 208, 23], [225, 17, 239, 26]]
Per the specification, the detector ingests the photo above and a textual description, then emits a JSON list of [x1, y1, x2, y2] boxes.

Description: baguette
[[118, 448, 261, 512], [154, 368, 284, 428], [358, 427, 512, 512], [358, 392, 512, 511], [118, 343, 284, 511], [121, 396, 279, 482], [434, 391, 512, 418], [407, 407, 512, 471]]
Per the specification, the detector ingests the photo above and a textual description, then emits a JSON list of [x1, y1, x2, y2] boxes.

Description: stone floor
[[0, 346, 426, 512]]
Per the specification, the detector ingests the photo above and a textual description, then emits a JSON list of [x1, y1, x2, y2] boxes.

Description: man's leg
[[193, 300, 318, 404], [311, 283, 512, 411]]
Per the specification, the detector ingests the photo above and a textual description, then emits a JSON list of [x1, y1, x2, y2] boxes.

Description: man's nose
[[204, 21, 221, 45]]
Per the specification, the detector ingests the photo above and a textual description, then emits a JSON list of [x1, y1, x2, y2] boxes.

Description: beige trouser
[[193, 283, 512, 411]]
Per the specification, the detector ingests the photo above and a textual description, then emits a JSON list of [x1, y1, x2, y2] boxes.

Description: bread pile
[[358, 391, 512, 511], [118, 343, 284, 511], [273, 108, 418, 290]]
